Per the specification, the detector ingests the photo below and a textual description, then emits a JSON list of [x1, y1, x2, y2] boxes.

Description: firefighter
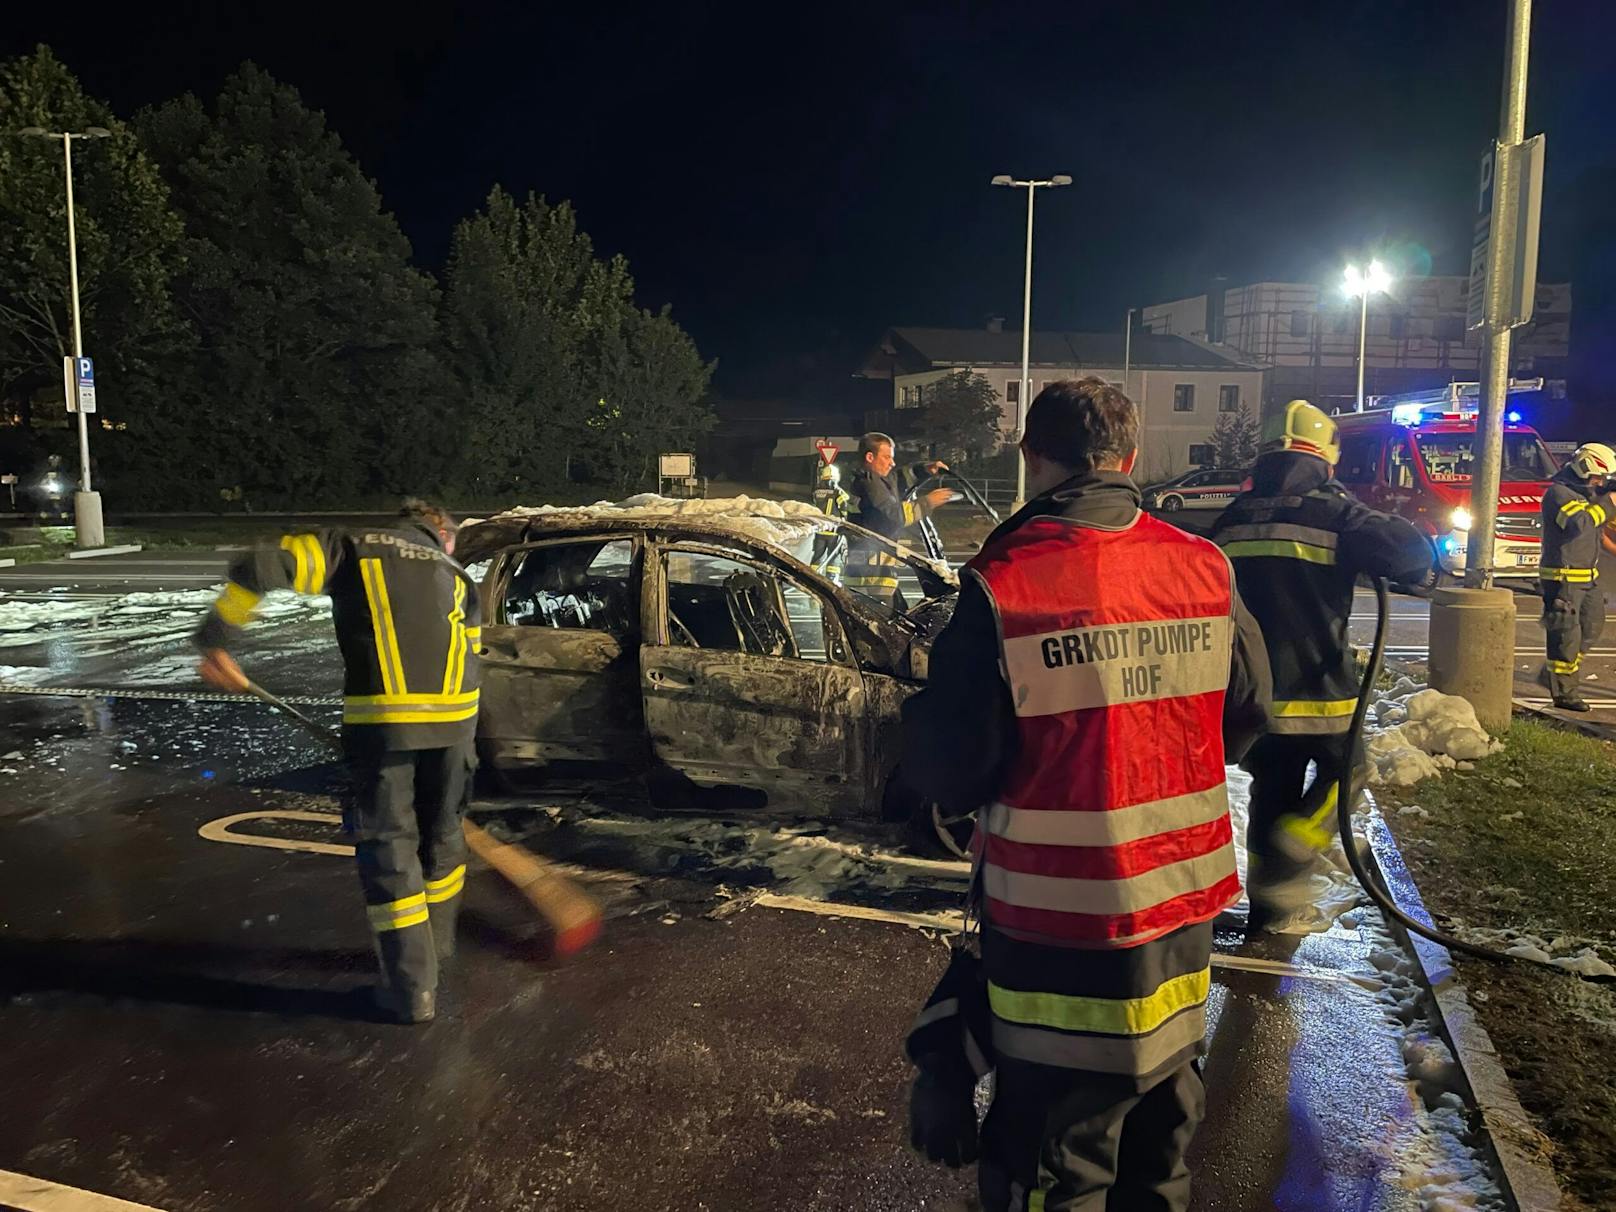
[[1538, 442, 1616, 711], [845, 431, 951, 606], [1211, 400, 1435, 926], [195, 500, 480, 1024], [810, 458, 851, 583], [901, 378, 1271, 1212]]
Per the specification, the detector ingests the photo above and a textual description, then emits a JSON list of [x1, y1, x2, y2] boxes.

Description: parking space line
[[198, 809, 353, 856], [0, 1169, 169, 1212]]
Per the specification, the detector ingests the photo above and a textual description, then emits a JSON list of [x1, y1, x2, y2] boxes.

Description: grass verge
[[1376, 719, 1616, 1210]]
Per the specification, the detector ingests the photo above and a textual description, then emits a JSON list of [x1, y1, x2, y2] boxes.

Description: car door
[[476, 534, 648, 783], [639, 539, 869, 816]]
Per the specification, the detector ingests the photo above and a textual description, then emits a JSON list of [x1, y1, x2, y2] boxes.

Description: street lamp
[[16, 124, 113, 548], [993, 173, 1072, 510], [1343, 259, 1393, 412]]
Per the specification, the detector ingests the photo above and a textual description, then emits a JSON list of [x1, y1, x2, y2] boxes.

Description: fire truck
[[1334, 381, 1558, 579]]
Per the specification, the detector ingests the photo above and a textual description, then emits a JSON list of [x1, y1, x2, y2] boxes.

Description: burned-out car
[[457, 500, 962, 847]]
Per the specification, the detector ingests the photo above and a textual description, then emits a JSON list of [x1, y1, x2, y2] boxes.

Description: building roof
[[866, 327, 1265, 376]]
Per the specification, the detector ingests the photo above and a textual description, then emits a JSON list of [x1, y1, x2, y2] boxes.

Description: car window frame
[[651, 537, 856, 669], [486, 532, 642, 633]]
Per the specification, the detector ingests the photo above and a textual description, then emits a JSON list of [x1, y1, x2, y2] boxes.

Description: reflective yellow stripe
[[1549, 657, 1581, 674], [366, 891, 429, 932], [989, 967, 1210, 1037], [1280, 783, 1339, 852], [1221, 539, 1338, 566], [1540, 567, 1597, 583], [1029, 1192, 1046, 1212], [846, 576, 900, 591], [425, 864, 466, 903], [902, 501, 919, 526], [1558, 500, 1589, 526], [278, 534, 326, 595], [1591, 504, 1609, 527], [214, 581, 263, 627], [343, 691, 480, 707], [343, 703, 481, 726], [360, 559, 407, 696], [1272, 698, 1358, 719], [442, 578, 468, 695]]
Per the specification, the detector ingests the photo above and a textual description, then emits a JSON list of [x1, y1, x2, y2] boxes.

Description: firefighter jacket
[[195, 522, 482, 753], [813, 482, 851, 528], [901, 471, 1272, 1083], [1539, 464, 1614, 589], [846, 462, 934, 595], [1211, 453, 1434, 737]]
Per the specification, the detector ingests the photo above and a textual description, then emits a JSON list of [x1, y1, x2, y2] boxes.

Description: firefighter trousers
[[1242, 733, 1356, 906], [1542, 583, 1605, 702], [978, 1058, 1205, 1212], [348, 742, 473, 997]]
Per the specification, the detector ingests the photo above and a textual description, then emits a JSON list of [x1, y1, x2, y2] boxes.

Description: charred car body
[[456, 501, 960, 843]]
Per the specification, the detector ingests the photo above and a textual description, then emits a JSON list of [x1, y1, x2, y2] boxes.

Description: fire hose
[[1339, 576, 1613, 984]]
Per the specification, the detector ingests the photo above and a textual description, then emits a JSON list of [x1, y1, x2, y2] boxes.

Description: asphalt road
[[0, 568, 1501, 1210]]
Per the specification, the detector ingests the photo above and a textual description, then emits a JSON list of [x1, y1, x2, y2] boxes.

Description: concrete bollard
[[1427, 586, 1517, 735], [73, 490, 105, 550]]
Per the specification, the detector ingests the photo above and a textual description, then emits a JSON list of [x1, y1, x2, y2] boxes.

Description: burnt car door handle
[[645, 666, 696, 689]]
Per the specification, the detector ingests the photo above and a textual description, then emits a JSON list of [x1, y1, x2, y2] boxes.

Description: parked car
[[1141, 467, 1247, 512], [456, 501, 965, 852]]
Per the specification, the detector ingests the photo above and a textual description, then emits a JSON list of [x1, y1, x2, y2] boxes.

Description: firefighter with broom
[[195, 500, 482, 1024]]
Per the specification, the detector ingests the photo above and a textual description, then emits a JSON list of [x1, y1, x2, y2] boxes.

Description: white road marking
[[65, 544, 146, 560], [0, 1169, 170, 1212], [198, 809, 353, 856]]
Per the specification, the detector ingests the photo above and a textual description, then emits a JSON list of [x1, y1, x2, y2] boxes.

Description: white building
[[1142, 277, 1571, 415], [860, 325, 1268, 482]]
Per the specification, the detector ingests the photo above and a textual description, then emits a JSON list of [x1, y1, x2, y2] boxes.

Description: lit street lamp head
[[1343, 259, 1393, 297], [991, 175, 1014, 186], [1051, 174, 1073, 186]]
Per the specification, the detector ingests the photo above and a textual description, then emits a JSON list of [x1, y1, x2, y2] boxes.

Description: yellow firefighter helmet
[[1262, 399, 1340, 467]]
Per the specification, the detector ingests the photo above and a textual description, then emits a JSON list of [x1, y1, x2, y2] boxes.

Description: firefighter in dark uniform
[[845, 431, 951, 607], [901, 379, 1272, 1212], [809, 458, 851, 583], [196, 500, 480, 1024], [1538, 442, 1616, 711], [1211, 401, 1435, 926]]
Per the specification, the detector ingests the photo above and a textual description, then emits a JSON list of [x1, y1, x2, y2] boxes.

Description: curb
[[1363, 802, 1565, 1212], [1512, 697, 1616, 742], [65, 544, 144, 560]]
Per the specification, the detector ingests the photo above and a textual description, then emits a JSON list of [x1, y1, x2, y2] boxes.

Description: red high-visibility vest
[[969, 512, 1242, 949]]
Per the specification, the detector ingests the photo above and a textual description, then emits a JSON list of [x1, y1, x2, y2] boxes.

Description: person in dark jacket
[[196, 500, 481, 1024], [1211, 400, 1435, 927], [1537, 443, 1616, 711], [901, 378, 1271, 1212], [844, 432, 951, 606]]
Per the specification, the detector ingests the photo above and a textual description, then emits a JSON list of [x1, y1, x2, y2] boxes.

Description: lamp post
[[1343, 259, 1392, 412], [17, 125, 112, 548], [992, 173, 1071, 510]]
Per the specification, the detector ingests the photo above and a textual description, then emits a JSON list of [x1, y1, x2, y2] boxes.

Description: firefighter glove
[[908, 1056, 980, 1168]]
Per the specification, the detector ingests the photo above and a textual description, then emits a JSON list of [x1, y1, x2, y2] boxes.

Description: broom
[[242, 678, 603, 956]]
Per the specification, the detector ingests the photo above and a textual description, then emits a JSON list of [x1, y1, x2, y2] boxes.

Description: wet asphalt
[[0, 561, 1498, 1211]]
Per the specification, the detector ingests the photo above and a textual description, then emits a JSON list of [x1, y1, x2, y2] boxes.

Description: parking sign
[[63, 355, 97, 414]]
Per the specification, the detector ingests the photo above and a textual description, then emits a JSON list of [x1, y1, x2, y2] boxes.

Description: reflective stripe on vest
[[969, 513, 1241, 949], [1267, 696, 1358, 736], [1216, 520, 1340, 567]]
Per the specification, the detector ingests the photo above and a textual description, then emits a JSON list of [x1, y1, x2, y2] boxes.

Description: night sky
[[7, 1, 1615, 399]]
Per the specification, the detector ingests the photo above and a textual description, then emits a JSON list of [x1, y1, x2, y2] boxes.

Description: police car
[[1142, 467, 1246, 512]]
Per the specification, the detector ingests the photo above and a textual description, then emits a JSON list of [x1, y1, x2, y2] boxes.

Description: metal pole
[[1465, 0, 1532, 590], [1122, 309, 1133, 395], [63, 134, 91, 495], [1355, 290, 1368, 412], [1014, 184, 1035, 511]]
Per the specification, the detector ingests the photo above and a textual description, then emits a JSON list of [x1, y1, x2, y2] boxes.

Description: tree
[[1209, 403, 1260, 469], [0, 46, 190, 485], [587, 305, 714, 492], [139, 65, 446, 508], [920, 371, 1005, 462], [441, 188, 712, 498]]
